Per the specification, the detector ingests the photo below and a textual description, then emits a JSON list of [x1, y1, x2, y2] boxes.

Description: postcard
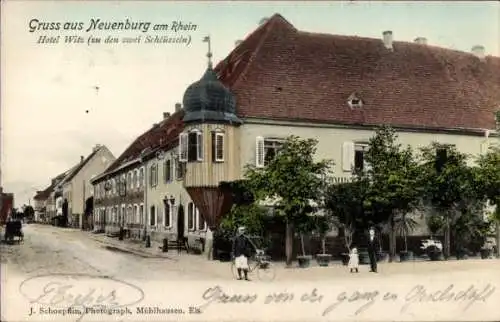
[[1, 1, 499, 321]]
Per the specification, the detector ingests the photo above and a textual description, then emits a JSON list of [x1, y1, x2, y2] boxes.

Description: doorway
[[177, 205, 185, 241]]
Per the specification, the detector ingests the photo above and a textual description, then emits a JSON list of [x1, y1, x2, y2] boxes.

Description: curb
[[88, 235, 175, 260]]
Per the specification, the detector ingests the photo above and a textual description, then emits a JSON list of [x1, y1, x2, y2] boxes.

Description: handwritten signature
[[19, 273, 144, 321]]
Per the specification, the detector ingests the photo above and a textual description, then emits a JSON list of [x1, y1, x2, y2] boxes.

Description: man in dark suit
[[367, 227, 378, 273]]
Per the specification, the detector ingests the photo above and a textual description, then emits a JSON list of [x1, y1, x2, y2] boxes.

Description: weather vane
[[203, 35, 213, 68]]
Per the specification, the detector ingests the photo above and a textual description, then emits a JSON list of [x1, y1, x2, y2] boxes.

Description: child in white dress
[[348, 247, 359, 273]]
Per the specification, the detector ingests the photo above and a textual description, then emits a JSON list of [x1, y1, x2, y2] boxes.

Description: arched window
[[164, 203, 171, 227], [133, 170, 138, 189], [139, 167, 145, 187]]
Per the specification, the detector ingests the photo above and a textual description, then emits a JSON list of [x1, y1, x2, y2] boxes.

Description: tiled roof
[[34, 185, 53, 200], [35, 167, 77, 200], [216, 14, 500, 132], [95, 111, 184, 181]]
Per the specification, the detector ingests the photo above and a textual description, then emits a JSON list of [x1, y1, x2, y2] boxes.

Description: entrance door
[[177, 205, 185, 240]]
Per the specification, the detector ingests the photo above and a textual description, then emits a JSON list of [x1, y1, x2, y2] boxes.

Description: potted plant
[[296, 216, 314, 268], [315, 215, 332, 267], [297, 232, 312, 268], [395, 213, 418, 262]]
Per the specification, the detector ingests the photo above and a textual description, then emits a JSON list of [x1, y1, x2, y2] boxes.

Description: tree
[[419, 143, 478, 259], [475, 145, 500, 256], [324, 176, 370, 252], [24, 205, 35, 220], [363, 126, 424, 262], [244, 136, 333, 267]]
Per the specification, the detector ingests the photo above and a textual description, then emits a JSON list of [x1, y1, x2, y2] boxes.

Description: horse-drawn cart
[[4, 220, 23, 244]]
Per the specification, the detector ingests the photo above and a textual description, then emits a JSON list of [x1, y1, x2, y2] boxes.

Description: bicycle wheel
[[257, 262, 276, 282]]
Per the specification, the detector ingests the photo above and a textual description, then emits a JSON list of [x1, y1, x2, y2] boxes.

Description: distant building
[[56, 145, 115, 228]]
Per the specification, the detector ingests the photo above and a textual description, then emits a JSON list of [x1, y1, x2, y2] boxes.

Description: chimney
[[414, 37, 427, 45], [175, 103, 182, 112], [382, 30, 393, 50], [80, 156, 84, 163], [92, 144, 101, 152], [235, 40, 243, 47], [163, 112, 171, 119], [471, 45, 485, 60]]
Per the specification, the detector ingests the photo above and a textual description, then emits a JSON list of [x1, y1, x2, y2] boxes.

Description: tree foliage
[[419, 143, 481, 258], [363, 126, 424, 260], [244, 135, 333, 265], [244, 135, 333, 223], [324, 176, 370, 250]]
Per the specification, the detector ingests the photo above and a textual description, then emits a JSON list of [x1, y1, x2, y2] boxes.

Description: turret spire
[[202, 35, 213, 69]]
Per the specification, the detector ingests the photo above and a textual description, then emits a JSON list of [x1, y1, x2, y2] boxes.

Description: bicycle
[[231, 249, 276, 282]]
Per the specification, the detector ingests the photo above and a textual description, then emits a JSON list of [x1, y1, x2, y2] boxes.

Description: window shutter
[[211, 132, 216, 162], [342, 142, 355, 172], [179, 133, 188, 162], [196, 131, 204, 161], [215, 133, 224, 162], [256, 136, 265, 168]]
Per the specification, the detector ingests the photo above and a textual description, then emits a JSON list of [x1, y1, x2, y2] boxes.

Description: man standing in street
[[232, 226, 252, 281], [367, 227, 378, 273]]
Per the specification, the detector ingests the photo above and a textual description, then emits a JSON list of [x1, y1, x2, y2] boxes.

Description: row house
[[93, 13, 499, 258], [91, 153, 146, 237]]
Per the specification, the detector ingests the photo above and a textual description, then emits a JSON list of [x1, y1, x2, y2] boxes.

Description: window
[[347, 92, 364, 109], [212, 131, 225, 162], [164, 159, 172, 182], [121, 205, 125, 225], [175, 158, 185, 180], [139, 167, 144, 187], [256, 137, 284, 167], [128, 172, 133, 189], [187, 202, 195, 230], [354, 143, 368, 171], [149, 164, 158, 187], [196, 209, 207, 231], [180, 130, 203, 162], [133, 170, 138, 189], [134, 204, 139, 224], [121, 174, 127, 195], [150, 206, 156, 226], [139, 204, 144, 225], [127, 205, 132, 224], [164, 203, 171, 227]]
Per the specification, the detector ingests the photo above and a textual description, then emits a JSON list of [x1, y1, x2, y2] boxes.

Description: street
[[2, 223, 500, 281], [1, 224, 231, 282], [1, 224, 500, 322]]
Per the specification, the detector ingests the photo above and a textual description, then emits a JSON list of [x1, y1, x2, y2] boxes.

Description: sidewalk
[[87, 232, 174, 259]]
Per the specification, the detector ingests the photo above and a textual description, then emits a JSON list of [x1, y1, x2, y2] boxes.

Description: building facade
[[92, 13, 499, 257], [58, 145, 115, 228]]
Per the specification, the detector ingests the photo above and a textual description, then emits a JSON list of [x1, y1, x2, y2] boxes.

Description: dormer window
[[179, 129, 203, 162], [347, 92, 364, 109]]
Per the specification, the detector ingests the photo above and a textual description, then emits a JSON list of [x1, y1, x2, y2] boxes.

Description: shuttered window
[[212, 131, 225, 162]]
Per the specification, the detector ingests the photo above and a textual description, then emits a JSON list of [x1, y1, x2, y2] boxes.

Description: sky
[[1, 1, 499, 207]]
